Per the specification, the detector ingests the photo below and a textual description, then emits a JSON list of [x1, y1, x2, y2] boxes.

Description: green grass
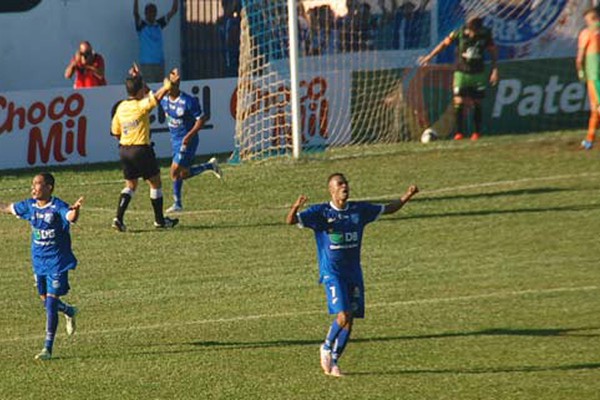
[[0, 131, 599, 399]]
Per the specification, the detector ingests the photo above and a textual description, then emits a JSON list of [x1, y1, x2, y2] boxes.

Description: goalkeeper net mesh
[[234, 0, 586, 161]]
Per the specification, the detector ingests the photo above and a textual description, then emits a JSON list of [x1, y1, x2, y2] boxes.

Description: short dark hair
[[327, 172, 347, 184], [584, 7, 598, 18], [466, 17, 483, 30], [145, 3, 157, 13], [125, 76, 144, 96], [38, 172, 55, 191]]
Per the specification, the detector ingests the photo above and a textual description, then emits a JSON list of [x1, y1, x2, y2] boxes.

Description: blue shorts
[[323, 276, 365, 318], [35, 272, 70, 297], [172, 139, 199, 168]]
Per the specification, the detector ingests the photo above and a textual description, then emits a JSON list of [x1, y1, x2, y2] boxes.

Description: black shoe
[[112, 218, 127, 232], [154, 217, 179, 229]]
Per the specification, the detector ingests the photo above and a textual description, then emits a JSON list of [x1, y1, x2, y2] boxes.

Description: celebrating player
[[419, 17, 498, 141], [111, 65, 178, 231], [0, 173, 82, 361], [286, 173, 418, 377], [161, 68, 222, 213], [577, 8, 600, 150]]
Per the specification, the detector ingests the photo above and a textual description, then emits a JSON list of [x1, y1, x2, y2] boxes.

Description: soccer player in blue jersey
[[161, 68, 223, 213], [286, 173, 418, 377], [0, 173, 83, 361]]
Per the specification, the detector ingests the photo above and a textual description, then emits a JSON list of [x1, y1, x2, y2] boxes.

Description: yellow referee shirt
[[111, 92, 158, 146]]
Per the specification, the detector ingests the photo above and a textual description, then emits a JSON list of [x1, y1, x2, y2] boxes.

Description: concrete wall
[[0, 0, 181, 92]]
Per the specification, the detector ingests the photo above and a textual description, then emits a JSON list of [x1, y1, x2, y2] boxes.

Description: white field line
[[1, 285, 596, 344], [80, 171, 600, 215]]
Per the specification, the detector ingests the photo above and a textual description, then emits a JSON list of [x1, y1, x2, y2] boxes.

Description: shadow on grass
[[120, 202, 600, 233], [182, 327, 599, 351], [348, 362, 600, 376], [386, 203, 600, 221], [364, 187, 572, 205]]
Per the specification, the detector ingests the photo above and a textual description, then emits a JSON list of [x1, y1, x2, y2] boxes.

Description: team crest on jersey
[[176, 107, 184, 117], [350, 214, 359, 224], [43, 213, 54, 224], [51, 279, 61, 289]]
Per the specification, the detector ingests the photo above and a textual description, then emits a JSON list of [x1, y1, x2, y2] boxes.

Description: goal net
[[234, 0, 587, 161]]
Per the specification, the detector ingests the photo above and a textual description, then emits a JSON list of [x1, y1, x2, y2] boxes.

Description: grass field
[[0, 131, 599, 399]]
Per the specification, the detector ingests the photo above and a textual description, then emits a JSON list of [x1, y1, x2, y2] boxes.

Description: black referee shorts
[[119, 145, 161, 180]]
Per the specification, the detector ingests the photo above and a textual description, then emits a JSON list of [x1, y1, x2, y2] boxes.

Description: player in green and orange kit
[[577, 8, 600, 150], [420, 17, 498, 141]]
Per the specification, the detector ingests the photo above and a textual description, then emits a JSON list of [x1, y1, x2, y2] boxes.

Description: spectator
[[221, 1, 241, 75], [133, 0, 178, 82], [340, 1, 376, 52], [393, 0, 431, 50], [64, 41, 107, 89], [309, 5, 338, 55]]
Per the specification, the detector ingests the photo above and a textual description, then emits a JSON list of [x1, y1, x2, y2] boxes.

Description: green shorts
[[453, 71, 487, 99]]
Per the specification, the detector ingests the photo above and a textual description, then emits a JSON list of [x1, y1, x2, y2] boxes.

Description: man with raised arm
[[286, 173, 418, 377], [134, 0, 179, 82], [111, 65, 178, 232], [0, 173, 83, 361]]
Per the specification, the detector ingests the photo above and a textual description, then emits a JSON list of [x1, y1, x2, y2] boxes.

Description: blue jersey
[[11, 197, 77, 276], [160, 92, 203, 145], [298, 201, 384, 283]]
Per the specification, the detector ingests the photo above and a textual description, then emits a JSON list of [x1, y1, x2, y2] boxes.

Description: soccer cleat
[[453, 133, 464, 141], [34, 348, 52, 361], [65, 306, 78, 336], [154, 217, 179, 229], [329, 364, 344, 378], [208, 157, 223, 180], [111, 218, 127, 232], [166, 203, 183, 213], [471, 132, 481, 141], [581, 140, 593, 150], [320, 344, 332, 375]]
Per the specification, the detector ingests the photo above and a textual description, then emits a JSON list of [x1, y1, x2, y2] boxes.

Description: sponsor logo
[[492, 76, 588, 118], [478, 0, 568, 45], [33, 228, 55, 240], [0, 93, 87, 165]]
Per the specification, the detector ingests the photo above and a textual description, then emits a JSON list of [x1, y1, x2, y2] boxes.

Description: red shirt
[[72, 53, 107, 89]]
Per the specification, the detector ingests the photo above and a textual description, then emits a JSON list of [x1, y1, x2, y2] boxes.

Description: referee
[[110, 66, 178, 231]]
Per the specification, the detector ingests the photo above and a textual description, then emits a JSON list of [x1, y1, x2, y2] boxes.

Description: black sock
[[116, 193, 132, 222], [454, 103, 464, 134], [473, 103, 482, 133], [151, 197, 165, 225]]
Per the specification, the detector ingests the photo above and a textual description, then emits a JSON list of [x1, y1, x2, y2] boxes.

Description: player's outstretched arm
[[286, 195, 308, 225], [66, 197, 84, 223], [382, 185, 419, 215], [418, 39, 448, 66], [0, 202, 14, 214]]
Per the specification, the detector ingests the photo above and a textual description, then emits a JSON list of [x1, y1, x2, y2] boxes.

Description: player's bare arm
[[382, 185, 419, 215], [66, 197, 84, 223], [182, 116, 208, 146], [133, 0, 141, 26], [166, 0, 179, 21], [576, 45, 586, 81], [0, 201, 13, 214], [488, 44, 499, 85], [419, 39, 449, 66], [286, 195, 308, 225]]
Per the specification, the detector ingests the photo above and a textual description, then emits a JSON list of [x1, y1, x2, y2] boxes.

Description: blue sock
[[324, 319, 344, 350], [189, 162, 213, 178], [332, 327, 352, 363], [44, 296, 59, 353], [57, 300, 75, 317], [173, 179, 183, 207]]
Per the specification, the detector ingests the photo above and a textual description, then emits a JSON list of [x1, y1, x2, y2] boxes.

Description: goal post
[[234, 0, 589, 162]]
